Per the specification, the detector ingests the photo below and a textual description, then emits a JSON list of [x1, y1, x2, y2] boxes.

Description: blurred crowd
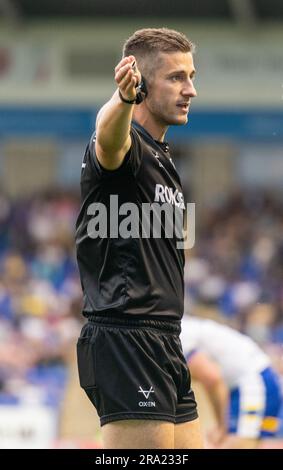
[[185, 190, 283, 351], [0, 189, 82, 407], [0, 188, 283, 406]]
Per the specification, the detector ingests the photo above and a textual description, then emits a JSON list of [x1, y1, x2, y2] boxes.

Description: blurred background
[[0, 0, 282, 448]]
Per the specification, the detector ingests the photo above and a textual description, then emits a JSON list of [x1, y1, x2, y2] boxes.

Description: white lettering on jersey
[[154, 184, 185, 209], [154, 184, 166, 203]]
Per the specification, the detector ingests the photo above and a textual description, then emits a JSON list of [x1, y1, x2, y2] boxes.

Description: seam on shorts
[[100, 412, 176, 426], [175, 411, 199, 424], [100, 411, 176, 419]]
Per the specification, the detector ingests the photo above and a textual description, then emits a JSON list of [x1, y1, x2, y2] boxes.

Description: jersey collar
[[132, 120, 170, 153]]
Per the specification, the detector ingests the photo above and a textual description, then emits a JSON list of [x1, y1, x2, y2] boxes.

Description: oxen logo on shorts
[[138, 386, 156, 407], [138, 386, 154, 399]]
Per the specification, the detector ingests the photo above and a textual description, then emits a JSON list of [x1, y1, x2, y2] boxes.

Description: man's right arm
[[95, 55, 141, 170]]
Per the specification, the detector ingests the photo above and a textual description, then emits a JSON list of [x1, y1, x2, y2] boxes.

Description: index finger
[[115, 55, 135, 73]]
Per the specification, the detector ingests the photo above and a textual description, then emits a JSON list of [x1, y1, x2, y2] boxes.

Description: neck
[[133, 107, 168, 142]]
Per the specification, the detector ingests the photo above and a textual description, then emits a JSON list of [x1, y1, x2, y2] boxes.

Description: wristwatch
[[118, 80, 146, 105]]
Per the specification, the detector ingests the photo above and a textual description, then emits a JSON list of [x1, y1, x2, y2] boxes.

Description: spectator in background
[[184, 190, 283, 342], [0, 190, 82, 408]]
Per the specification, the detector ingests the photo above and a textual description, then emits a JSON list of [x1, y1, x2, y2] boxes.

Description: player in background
[[180, 316, 282, 448]]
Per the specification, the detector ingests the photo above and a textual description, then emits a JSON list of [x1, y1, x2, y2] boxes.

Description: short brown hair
[[122, 27, 195, 81], [123, 27, 194, 57]]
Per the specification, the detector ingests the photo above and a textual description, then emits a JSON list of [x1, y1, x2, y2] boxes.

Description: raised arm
[[95, 55, 141, 170]]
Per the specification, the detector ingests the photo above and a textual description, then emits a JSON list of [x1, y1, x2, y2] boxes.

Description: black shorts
[[77, 315, 198, 427]]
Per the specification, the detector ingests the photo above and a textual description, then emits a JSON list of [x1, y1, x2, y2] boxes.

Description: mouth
[[176, 102, 190, 113]]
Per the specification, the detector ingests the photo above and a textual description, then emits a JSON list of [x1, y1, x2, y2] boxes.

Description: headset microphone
[[119, 61, 148, 105], [131, 61, 148, 104], [135, 76, 148, 104]]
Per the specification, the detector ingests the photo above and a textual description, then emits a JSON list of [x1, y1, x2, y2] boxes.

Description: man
[[75, 28, 202, 449], [180, 316, 282, 448]]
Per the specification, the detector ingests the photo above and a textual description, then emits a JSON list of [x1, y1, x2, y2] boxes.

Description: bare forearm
[[207, 382, 228, 429], [96, 90, 134, 153]]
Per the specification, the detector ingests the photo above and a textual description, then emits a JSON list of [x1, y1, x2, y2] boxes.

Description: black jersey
[[75, 121, 186, 320]]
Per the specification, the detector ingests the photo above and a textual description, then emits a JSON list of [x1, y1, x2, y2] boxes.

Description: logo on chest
[[152, 150, 176, 170], [152, 151, 164, 169], [154, 184, 185, 209]]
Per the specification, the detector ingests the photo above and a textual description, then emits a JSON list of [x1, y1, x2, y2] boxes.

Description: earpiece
[[139, 76, 148, 95], [135, 76, 148, 104]]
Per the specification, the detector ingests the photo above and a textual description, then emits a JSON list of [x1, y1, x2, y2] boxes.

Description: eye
[[171, 75, 182, 82]]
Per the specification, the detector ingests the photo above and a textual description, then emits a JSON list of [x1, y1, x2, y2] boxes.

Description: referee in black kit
[[75, 27, 202, 449]]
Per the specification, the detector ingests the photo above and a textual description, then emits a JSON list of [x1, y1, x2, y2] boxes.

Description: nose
[[182, 78, 197, 98]]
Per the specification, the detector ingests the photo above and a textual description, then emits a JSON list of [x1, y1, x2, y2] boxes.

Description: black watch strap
[[118, 90, 136, 104]]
